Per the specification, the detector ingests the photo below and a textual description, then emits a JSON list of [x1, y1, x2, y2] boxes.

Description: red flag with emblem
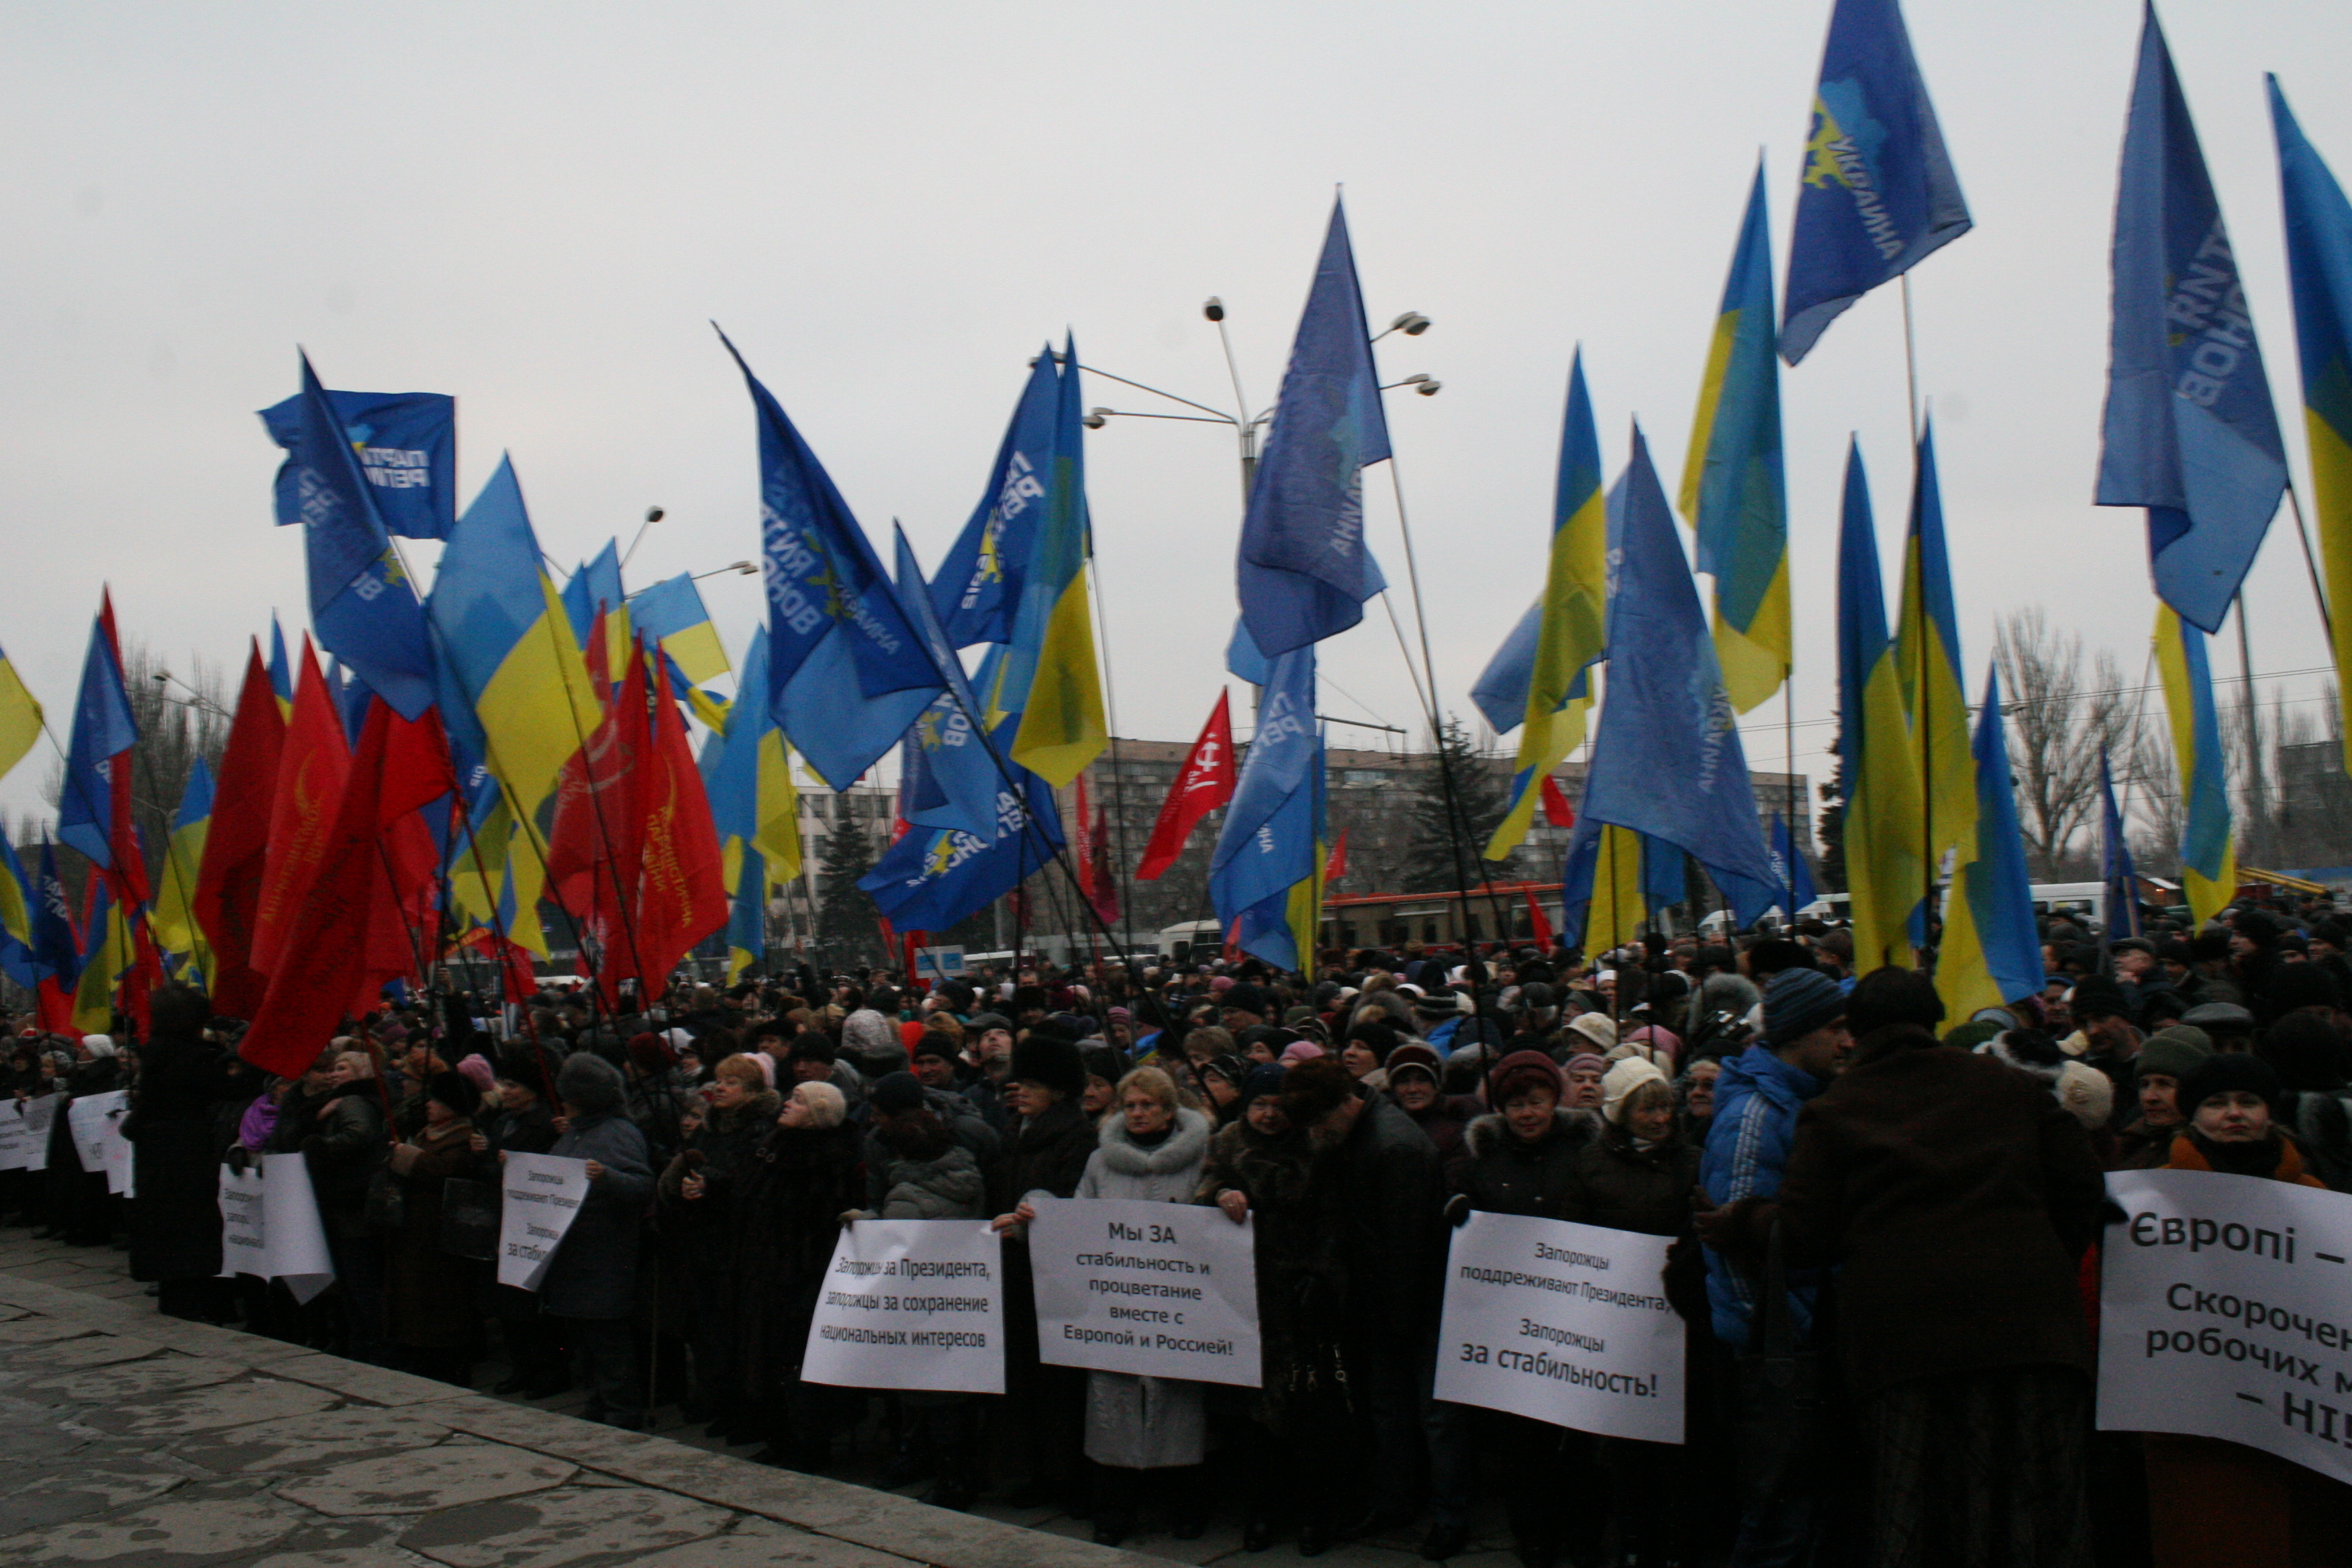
[[616, 647, 726, 1006], [1136, 691, 1235, 881], [248, 639, 350, 979]]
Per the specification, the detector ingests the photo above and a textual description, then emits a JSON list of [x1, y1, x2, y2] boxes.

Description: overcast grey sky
[[3, 0, 2348, 834]]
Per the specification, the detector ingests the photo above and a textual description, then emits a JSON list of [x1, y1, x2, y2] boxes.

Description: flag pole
[[1784, 679, 1800, 922], [2284, 481, 2336, 644], [1903, 279, 1936, 969], [2233, 591, 2269, 867]]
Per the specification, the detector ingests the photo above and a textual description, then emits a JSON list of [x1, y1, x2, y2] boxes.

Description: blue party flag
[[893, 526, 1001, 840], [1781, 0, 1972, 364], [275, 352, 438, 719], [718, 328, 944, 789], [32, 836, 81, 991], [1236, 199, 1391, 655], [56, 609, 136, 871], [2096, 7, 2287, 635], [932, 348, 1064, 650], [1559, 426, 1777, 925], [260, 387, 455, 541], [2099, 750, 2142, 943], [1768, 812, 1819, 918], [860, 763, 1065, 934], [1210, 645, 1323, 961]]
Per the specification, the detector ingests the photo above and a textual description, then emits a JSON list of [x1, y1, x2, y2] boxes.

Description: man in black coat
[[1291, 1056, 1445, 1535], [128, 986, 244, 1319]]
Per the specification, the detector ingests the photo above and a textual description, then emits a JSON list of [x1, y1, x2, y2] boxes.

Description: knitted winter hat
[[1601, 1057, 1670, 1126]]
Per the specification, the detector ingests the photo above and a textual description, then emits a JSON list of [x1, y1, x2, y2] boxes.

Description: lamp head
[[1391, 311, 1431, 336], [645, 506, 665, 524], [1202, 297, 1226, 323]]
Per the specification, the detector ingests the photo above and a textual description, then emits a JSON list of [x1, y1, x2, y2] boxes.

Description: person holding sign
[[541, 1055, 654, 1428], [2141, 1053, 2349, 1563], [382, 1071, 483, 1385], [1703, 969, 2107, 1568], [1194, 1060, 1358, 1556], [1071, 1066, 1215, 1547], [1432, 1050, 1602, 1568]]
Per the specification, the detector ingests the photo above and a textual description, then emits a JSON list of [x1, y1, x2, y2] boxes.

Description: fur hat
[[2179, 1052, 2284, 1119], [1010, 1035, 1085, 1101], [2067, 976, 2132, 1023], [1601, 1057, 1670, 1126], [2054, 1061, 2112, 1130], [555, 1052, 626, 1116], [627, 1032, 678, 1074], [1280, 1056, 1357, 1123], [425, 1070, 481, 1122]]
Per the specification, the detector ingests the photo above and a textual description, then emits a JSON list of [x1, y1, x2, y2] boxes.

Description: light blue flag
[[1226, 616, 1272, 687], [279, 352, 437, 720], [1471, 598, 1544, 734], [2096, 6, 2287, 635], [562, 540, 626, 650], [1236, 199, 1391, 655], [1209, 646, 1321, 963], [1957, 668, 2046, 1006], [717, 328, 944, 789], [893, 526, 999, 839], [2100, 750, 2142, 941], [1768, 812, 1819, 916], [0, 837, 49, 989], [932, 348, 1063, 649], [1781, 0, 1973, 364], [702, 626, 770, 845], [1559, 426, 1777, 922]]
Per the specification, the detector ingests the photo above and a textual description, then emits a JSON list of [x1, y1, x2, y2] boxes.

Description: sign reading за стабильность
[[2101, 1169, 2352, 1483], [1434, 1209, 1685, 1444]]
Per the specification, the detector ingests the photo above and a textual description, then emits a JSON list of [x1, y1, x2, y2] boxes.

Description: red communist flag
[[248, 639, 350, 979], [1324, 828, 1349, 884], [193, 645, 287, 1019], [1525, 885, 1555, 947], [1540, 773, 1575, 829], [620, 650, 726, 1006], [1136, 691, 1235, 881], [240, 699, 407, 1077]]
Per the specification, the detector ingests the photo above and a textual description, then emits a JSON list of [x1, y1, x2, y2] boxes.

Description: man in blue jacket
[[1701, 965, 1849, 1568]]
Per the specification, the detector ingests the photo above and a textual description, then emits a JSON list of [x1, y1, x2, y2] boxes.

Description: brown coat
[[384, 1118, 479, 1351], [1763, 1025, 2106, 1398]]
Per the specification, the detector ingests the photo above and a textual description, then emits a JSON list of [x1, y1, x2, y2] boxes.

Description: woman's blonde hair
[[335, 1050, 377, 1080], [714, 1052, 768, 1091], [1114, 1065, 1179, 1112]]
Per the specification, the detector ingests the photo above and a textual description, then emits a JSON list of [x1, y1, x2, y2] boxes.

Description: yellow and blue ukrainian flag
[[1485, 352, 1608, 861], [2154, 604, 2236, 927], [1682, 164, 1790, 713], [1893, 420, 1975, 881], [2271, 77, 2352, 775], [1008, 332, 1108, 788], [1836, 442, 1925, 971], [1934, 668, 2043, 1020], [148, 758, 214, 983]]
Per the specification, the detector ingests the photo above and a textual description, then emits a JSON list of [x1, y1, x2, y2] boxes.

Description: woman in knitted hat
[[1382, 1042, 1479, 1177], [1430, 1048, 1602, 1564], [383, 1070, 483, 1386], [1561, 1054, 1709, 1566], [1561, 1052, 1608, 1111], [2145, 1050, 2341, 1564]]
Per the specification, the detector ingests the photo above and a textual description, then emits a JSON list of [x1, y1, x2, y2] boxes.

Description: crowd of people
[[4, 897, 2352, 1567]]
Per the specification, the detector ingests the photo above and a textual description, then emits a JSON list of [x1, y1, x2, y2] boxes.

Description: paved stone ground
[[0, 1229, 1518, 1568]]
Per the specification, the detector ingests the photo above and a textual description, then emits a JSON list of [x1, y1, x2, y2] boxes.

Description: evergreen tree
[[814, 807, 887, 968], [1400, 715, 1513, 892], [1816, 724, 1848, 895]]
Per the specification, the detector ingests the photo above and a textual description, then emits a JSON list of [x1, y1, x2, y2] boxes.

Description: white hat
[[80, 1034, 116, 1058], [1601, 1057, 1669, 1125]]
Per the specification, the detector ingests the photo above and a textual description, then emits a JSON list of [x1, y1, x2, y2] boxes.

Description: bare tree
[[1994, 607, 2137, 877]]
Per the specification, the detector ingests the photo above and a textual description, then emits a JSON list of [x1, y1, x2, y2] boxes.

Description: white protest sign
[[66, 1091, 133, 1193], [216, 1154, 337, 1304], [0, 1099, 35, 1171], [801, 1219, 1003, 1394], [497, 1152, 591, 1290], [1433, 1209, 1685, 1443], [16, 1095, 56, 1172], [1029, 1196, 1261, 1387], [2100, 1169, 2352, 1483]]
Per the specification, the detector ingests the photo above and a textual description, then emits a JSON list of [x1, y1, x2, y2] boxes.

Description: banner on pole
[[1432, 1209, 1686, 1443], [2099, 1169, 2352, 1485], [215, 1153, 336, 1304], [801, 1219, 1003, 1393], [914, 944, 966, 980], [497, 1152, 592, 1291], [1029, 1196, 1261, 1387]]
